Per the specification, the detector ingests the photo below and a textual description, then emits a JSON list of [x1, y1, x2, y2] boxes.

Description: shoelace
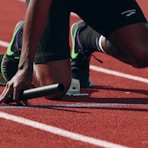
[[92, 54, 103, 63]]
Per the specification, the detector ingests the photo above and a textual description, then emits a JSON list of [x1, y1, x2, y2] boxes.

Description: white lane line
[[0, 40, 9, 48], [0, 111, 128, 148], [90, 65, 148, 84], [17, 0, 25, 2]]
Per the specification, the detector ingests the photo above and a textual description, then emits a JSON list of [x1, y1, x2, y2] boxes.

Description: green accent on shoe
[[13, 56, 20, 60], [71, 25, 78, 59], [70, 21, 94, 88], [1, 22, 24, 82], [6, 27, 21, 58]]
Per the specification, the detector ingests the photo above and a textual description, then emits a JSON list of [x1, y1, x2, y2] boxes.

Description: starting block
[[66, 78, 89, 96]]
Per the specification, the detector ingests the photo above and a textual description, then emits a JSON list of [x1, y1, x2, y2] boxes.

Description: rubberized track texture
[[0, 0, 148, 148]]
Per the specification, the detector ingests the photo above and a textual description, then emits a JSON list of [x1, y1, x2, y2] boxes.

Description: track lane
[[0, 0, 148, 148]]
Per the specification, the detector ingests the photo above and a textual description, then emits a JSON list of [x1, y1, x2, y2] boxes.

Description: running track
[[0, 1, 148, 148]]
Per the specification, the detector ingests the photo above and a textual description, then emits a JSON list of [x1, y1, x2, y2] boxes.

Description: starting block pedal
[[66, 78, 89, 96]]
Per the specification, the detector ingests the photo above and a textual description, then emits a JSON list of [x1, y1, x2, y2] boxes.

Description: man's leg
[[0, 20, 71, 100], [33, 0, 72, 99], [34, 59, 71, 100], [71, 0, 148, 86], [71, 22, 148, 68], [1, 0, 72, 100], [107, 23, 148, 68]]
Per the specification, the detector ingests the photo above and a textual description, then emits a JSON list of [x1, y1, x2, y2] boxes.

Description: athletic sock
[[97, 35, 106, 53], [79, 25, 105, 53]]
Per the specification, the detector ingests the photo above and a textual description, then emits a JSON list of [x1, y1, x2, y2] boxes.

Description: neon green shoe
[[71, 21, 94, 88], [1, 21, 24, 81]]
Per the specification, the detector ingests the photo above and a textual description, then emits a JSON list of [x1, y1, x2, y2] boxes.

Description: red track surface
[[0, 1, 148, 148]]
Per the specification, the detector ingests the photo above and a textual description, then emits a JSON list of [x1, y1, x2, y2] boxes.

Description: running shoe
[[71, 21, 94, 88], [1, 21, 24, 81]]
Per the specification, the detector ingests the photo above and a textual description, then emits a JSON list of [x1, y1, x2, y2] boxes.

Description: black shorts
[[26, 0, 147, 63]]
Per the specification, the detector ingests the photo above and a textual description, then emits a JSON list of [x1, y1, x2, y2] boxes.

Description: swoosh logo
[[71, 26, 78, 59], [121, 9, 136, 17]]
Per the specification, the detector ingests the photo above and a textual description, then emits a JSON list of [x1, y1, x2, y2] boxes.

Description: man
[[1, 0, 148, 105]]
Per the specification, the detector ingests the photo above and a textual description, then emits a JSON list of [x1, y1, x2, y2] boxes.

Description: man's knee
[[109, 23, 148, 68], [130, 48, 148, 68]]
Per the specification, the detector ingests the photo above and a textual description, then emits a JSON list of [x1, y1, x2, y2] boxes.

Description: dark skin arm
[[0, 0, 52, 105]]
